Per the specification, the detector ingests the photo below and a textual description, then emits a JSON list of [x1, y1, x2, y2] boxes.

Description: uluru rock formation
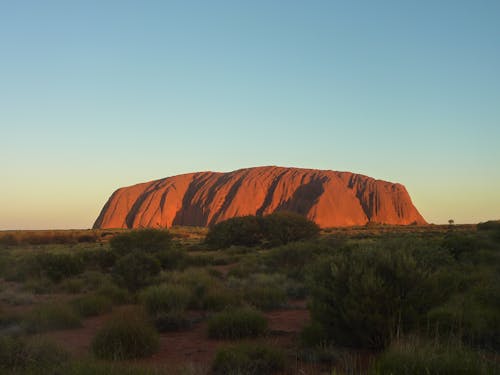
[[93, 166, 427, 229]]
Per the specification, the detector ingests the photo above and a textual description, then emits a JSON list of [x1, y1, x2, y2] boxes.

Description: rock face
[[93, 166, 426, 229]]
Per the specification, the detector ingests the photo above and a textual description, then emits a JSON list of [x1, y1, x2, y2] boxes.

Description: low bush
[[207, 307, 268, 339], [140, 284, 191, 315], [91, 307, 159, 360], [206, 216, 263, 248], [372, 337, 499, 374], [112, 251, 161, 291], [245, 285, 287, 311], [60, 277, 86, 293], [96, 280, 130, 304], [62, 360, 168, 375], [155, 248, 187, 270], [23, 303, 82, 333], [264, 240, 334, 280], [212, 343, 285, 375], [35, 252, 85, 282], [0, 336, 69, 373], [110, 229, 173, 256], [71, 294, 113, 317], [206, 212, 320, 249], [228, 273, 289, 310], [80, 249, 117, 270], [307, 245, 452, 349], [261, 211, 320, 246], [201, 288, 241, 311]]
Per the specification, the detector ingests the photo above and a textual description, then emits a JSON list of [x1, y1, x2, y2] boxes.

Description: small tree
[[110, 229, 172, 256], [307, 246, 448, 349], [448, 219, 455, 225], [112, 252, 160, 291]]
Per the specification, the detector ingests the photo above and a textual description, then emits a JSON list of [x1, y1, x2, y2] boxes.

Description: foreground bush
[[206, 212, 319, 249], [23, 303, 82, 333], [212, 343, 285, 375], [110, 229, 173, 256], [372, 338, 499, 374], [112, 251, 161, 291], [0, 336, 68, 373], [62, 360, 168, 375], [308, 245, 451, 348], [71, 294, 113, 317], [140, 284, 191, 315], [208, 307, 268, 339], [91, 308, 159, 360]]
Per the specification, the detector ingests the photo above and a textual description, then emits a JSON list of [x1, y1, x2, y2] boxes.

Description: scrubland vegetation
[[0, 216, 499, 374]]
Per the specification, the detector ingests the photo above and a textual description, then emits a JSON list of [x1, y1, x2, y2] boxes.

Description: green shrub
[[71, 294, 113, 317], [0, 336, 68, 373], [212, 343, 285, 375], [22, 277, 55, 294], [207, 307, 268, 339], [96, 280, 130, 304], [206, 216, 263, 248], [91, 307, 159, 360], [441, 234, 479, 261], [60, 277, 86, 293], [163, 268, 221, 309], [112, 251, 161, 291], [300, 321, 329, 347], [261, 211, 320, 246], [23, 303, 82, 333], [155, 248, 187, 270], [205, 213, 320, 249], [372, 337, 499, 374], [245, 285, 287, 311], [308, 245, 451, 349], [35, 252, 85, 282], [110, 229, 172, 256], [427, 287, 500, 350], [201, 288, 241, 311], [140, 284, 191, 315], [80, 249, 117, 270], [62, 360, 168, 375]]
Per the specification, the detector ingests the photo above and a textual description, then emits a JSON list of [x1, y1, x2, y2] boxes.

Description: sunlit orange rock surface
[[93, 166, 427, 229]]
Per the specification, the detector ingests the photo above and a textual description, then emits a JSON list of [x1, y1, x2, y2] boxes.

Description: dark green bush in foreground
[[372, 338, 499, 375], [110, 229, 172, 256], [140, 284, 191, 315], [23, 303, 82, 333], [0, 336, 68, 373], [208, 307, 268, 339], [91, 308, 159, 360], [212, 343, 285, 375], [308, 245, 451, 349]]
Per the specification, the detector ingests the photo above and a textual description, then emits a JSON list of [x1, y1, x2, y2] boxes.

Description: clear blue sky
[[1, 1, 499, 229]]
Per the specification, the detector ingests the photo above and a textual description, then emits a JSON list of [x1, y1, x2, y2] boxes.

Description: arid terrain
[[0, 220, 499, 374]]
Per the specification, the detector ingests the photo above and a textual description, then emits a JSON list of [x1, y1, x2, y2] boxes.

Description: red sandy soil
[[40, 303, 312, 372]]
